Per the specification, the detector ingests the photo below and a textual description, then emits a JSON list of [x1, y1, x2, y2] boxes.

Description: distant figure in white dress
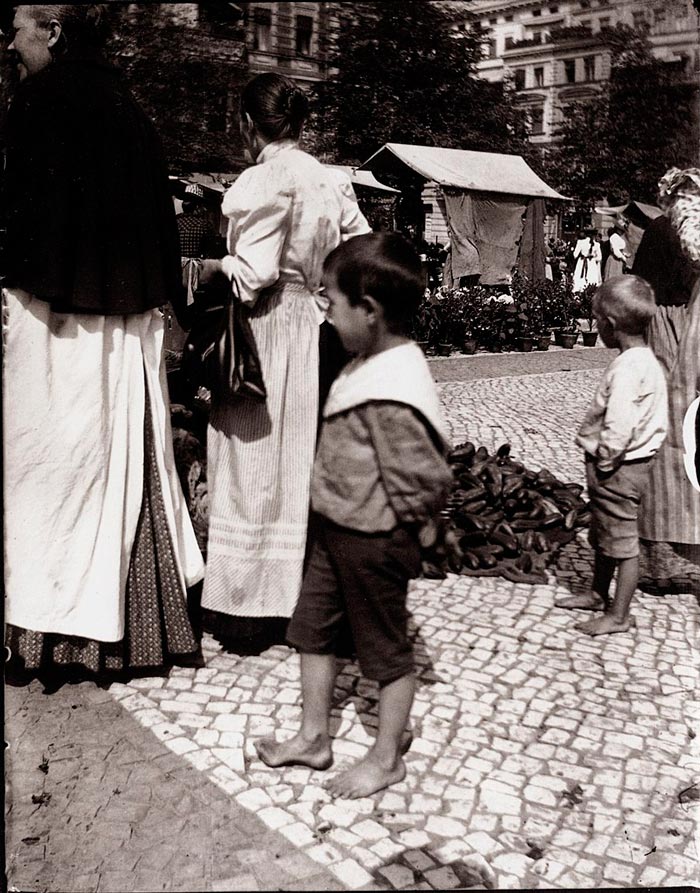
[[604, 218, 631, 280], [572, 227, 602, 292]]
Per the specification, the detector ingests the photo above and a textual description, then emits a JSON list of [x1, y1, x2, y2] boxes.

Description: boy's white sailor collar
[[324, 342, 451, 450], [256, 139, 299, 165]]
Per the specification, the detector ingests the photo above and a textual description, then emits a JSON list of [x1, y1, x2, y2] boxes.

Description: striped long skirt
[[202, 283, 319, 619], [639, 289, 700, 589]]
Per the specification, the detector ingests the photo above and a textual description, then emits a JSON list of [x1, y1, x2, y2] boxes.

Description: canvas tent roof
[[325, 165, 400, 193], [358, 143, 569, 201], [594, 200, 663, 222], [171, 165, 400, 198]]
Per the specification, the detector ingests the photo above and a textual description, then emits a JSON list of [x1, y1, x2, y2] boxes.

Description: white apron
[[3, 288, 204, 642]]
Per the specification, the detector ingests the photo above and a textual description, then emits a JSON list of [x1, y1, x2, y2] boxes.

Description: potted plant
[[456, 285, 490, 355], [410, 295, 439, 353], [537, 279, 567, 346], [462, 328, 478, 355], [575, 284, 599, 346], [509, 273, 544, 352], [545, 278, 578, 347]]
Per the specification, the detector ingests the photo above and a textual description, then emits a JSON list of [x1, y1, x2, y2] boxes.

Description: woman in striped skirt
[[198, 73, 370, 644], [634, 168, 700, 594]]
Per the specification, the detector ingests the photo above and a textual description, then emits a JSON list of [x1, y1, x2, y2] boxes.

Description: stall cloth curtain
[[516, 198, 546, 281], [443, 189, 528, 285]]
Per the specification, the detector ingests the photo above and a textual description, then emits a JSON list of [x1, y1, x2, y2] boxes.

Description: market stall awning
[[358, 143, 569, 200], [171, 166, 400, 198], [170, 173, 233, 198], [594, 200, 663, 222], [325, 165, 400, 194]]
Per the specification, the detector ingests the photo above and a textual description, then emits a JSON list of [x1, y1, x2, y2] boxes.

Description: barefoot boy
[[556, 275, 668, 635], [255, 233, 452, 797]]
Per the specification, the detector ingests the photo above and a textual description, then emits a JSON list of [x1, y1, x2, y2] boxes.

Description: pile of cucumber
[[426, 441, 591, 583]]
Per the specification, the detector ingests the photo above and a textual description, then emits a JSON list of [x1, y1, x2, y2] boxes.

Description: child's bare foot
[[324, 753, 406, 799], [575, 614, 636, 636], [555, 593, 607, 610], [254, 733, 333, 770]]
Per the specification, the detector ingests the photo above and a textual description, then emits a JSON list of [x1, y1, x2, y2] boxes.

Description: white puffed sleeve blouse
[[220, 139, 371, 307]]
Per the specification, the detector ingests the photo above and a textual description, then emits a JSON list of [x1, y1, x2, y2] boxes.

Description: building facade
[[243, 0, 337, 84], [462, 0, 700, 144]]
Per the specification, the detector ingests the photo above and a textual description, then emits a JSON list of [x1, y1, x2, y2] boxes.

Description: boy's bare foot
[[555, 593, 606, 610], [575, 614, 636, 636], [254, 733, 333, 770], [324, 754, 406, 799]]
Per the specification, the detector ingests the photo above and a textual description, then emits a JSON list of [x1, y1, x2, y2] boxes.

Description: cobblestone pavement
[[6, 352, 699, 892]]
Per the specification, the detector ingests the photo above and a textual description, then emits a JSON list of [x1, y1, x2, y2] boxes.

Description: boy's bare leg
[[577, 555, 638, 636], [255, 652, 335, 769], [325, 672, 414, 799], [556, 551, 614, 610]]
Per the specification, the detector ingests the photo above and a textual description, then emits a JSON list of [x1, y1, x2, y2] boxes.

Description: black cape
[[632, 214, 698, 308], [2, 54, 185, 317]]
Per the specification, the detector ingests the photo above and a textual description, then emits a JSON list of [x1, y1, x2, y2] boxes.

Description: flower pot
[[519, 336, 535, 353], [581, 331, 598, 347], [462, 338, 478, 355], [553, 329, 564, 346], [437, 342, 452, 356], [537, 333, 551, 351], [417, 340, 430, 354], [559, 333, 578, 349]]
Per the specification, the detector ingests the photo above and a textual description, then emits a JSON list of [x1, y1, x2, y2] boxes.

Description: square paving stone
[[423, 866, 462, 889], [378, 863, 416, 888], [403, 850, 436, 872]]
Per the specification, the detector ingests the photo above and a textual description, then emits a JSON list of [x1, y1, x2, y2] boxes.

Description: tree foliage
[[543, 26, 698, 209], [309, 1, 530, 165], [105, 4, 248, 171]]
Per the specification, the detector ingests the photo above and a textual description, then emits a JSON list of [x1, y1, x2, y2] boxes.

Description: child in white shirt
[[557, 275, 668, 635]]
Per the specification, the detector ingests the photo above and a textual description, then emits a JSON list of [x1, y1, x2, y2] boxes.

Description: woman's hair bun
[[285, 87, 309, 124], [241, 73, 309, 141]]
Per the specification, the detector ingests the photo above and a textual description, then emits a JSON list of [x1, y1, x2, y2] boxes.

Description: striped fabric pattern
[[640, 291, 700, 544], [202, 283, 319, 618]]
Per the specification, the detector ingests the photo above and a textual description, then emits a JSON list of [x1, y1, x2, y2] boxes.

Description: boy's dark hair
[[594, 274, 657, 335], [323, 232, 425, 333]]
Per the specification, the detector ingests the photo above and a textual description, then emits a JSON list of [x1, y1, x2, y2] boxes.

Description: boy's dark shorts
[[287, 517, 422, 684], [585, 453, 655, 560]]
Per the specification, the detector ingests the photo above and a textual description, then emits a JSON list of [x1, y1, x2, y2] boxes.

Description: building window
[[253, 7, 271, 51], [550, 4, 559, 11], [532, 8, 542, 16], [598, 16, 610, 28], [505, 14, 513, 21], [584, 55, 595, 81], [580, 0, 590, 8], [534, 66, 544, 86], [295, 14, 313, 56], [514, 68, 526, 90], [530, 108, 545, 134], [632, 11, 648, 29], [564, 59, 576, 83], [489, 38, 498, 57]]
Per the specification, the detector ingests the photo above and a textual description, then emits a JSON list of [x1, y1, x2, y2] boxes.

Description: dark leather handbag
[[182, 278, 266, 405]]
